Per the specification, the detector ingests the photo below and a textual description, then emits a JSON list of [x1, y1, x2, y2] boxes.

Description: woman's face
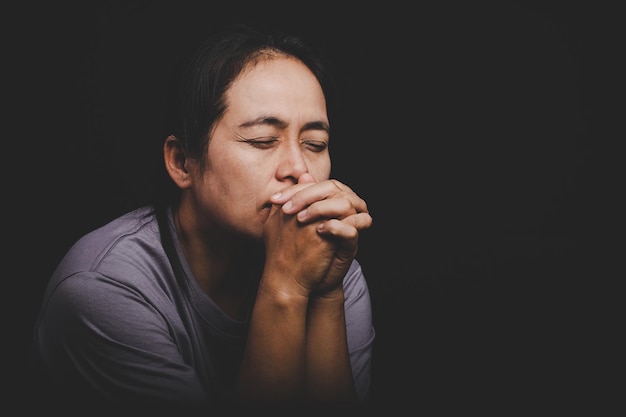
[[189, 56, 331, 239]]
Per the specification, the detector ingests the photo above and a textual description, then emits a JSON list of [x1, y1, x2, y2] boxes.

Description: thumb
[[297, 172, 317, 184]]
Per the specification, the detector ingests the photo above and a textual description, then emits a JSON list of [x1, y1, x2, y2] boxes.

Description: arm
[[35, 272, 207, 410], [236, 176, 372, 406], [305, 289, 356, 403]]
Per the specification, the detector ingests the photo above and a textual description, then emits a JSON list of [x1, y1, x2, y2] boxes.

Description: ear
[[164, 135, 192, 189]]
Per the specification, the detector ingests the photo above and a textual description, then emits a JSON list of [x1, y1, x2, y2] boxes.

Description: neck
[[173, 203, 262, 319]]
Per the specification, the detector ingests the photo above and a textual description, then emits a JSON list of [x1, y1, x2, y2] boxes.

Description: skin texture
[[164, 56, 373, 406]]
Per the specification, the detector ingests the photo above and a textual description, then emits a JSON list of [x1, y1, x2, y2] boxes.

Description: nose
[[275, 140, 309, 183]]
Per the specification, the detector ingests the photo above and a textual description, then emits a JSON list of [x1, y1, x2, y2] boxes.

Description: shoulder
[[67, 206, 159, 265], [52, 207, 163, 283], [40, 206, 177, 321]]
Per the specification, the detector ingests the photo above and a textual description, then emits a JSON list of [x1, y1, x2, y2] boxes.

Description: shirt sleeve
[[35, 271, 208, 409], [343, 260, 376, 403]]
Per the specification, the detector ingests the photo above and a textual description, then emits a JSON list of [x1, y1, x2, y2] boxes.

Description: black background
[[8, 0, 622, 413]]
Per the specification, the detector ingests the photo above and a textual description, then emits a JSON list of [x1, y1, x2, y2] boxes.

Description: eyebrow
[[239, 116, 330, 134], [302, 120, 330, 134]]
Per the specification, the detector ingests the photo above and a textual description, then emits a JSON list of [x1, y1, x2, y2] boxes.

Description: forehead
[[226, 57, 326, 109], [238, 54, 314, 81]]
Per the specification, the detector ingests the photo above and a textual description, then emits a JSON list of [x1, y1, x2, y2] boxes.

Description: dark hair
[[154, 22, 337, 208], [153, 23, 337, 292]]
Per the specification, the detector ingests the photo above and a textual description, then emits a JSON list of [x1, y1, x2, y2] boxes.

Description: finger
[[281, 180, 361, 215], [317, 212, 373, 237], [269, 173, 317, 205], [297, 194, 369, 222], [297, 172, 317, 185], [296, 196, 358, 223]]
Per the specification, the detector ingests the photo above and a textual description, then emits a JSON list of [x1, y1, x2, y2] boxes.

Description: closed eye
[[245, 137, 278, 148], [235, 133, 278, 149], [302, 140, 328, 152]]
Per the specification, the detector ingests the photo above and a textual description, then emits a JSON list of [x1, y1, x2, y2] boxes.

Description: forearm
[[236, 281, 309, 404], [305, 290, 356, 404]]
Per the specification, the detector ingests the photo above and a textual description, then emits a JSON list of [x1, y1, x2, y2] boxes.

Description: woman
[[31, 22, 374, 412]]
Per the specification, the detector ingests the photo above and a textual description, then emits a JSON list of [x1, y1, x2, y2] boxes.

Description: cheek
[[311, 157, 331, 181], [207, 144, 251, 177]]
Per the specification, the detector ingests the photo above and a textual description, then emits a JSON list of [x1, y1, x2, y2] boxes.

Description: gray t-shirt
[[33, 206, 375, 409]]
